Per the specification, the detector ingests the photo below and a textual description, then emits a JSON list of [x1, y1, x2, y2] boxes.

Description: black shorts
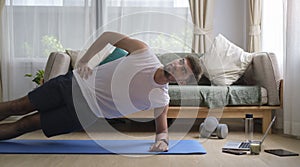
[[28, 71, 83, 137]]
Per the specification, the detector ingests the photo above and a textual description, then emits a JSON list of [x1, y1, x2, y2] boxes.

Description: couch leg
[[262, 109, 272, 134]]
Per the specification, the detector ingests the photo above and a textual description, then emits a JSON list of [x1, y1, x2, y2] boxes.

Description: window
[[5, 0, 95, 59], [105, 0, 192, 53], [6, 0, 91, 6], [6, 0, 192, 59], [107, 0, 189, 7]]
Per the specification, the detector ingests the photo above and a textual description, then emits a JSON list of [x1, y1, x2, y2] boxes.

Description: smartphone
[[265, 149, 299, 157], [222, 149, 247, 155]]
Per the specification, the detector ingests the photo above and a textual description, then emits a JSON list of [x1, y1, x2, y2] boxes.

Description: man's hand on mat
[[149, 140, 169, 152], [76, 60, 93, 79]]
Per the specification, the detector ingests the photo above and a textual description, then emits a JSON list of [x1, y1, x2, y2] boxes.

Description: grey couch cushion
[[168, 85, 264, 108]]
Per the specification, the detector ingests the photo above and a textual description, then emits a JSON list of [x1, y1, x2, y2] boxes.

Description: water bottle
[[245, 113, 253, 142]]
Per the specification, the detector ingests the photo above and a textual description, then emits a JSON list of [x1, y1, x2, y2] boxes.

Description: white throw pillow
[[199, 34, 253, 86]]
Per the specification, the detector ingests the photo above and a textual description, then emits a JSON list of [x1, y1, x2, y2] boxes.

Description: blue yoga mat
[[0, 140, 206, 155]]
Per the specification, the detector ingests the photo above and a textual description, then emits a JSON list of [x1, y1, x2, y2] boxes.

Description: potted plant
[[24, 70, 45, 86]]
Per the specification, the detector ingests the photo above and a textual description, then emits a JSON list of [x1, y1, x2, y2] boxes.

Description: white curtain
[[261, 0, 284, 73], [100, 0, 193, 54], [248, 0, 262, 52], [0, 0, 5, 102], [1, 0, 96, 100], [283, 0, 300, 137], [188, 0, 215, 54]]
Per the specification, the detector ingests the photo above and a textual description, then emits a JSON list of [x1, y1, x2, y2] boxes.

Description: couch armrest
[[44, 52, 71, 82], [242, 52, 282, 105]]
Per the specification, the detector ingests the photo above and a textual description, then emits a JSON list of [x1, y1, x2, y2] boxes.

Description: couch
[[43, 49, 283, 134]]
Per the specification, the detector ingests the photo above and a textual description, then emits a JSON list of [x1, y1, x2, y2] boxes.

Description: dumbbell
[[199, 116, 228, 139]]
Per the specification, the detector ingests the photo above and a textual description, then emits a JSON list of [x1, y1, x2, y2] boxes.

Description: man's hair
[[185, 54, 203, 84]]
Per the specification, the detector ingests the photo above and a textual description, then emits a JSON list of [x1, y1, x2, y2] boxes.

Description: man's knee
[[10, 96, 35, 114]]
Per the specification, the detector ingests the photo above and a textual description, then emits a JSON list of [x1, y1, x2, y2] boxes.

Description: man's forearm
[[154, 106, 169, 144]]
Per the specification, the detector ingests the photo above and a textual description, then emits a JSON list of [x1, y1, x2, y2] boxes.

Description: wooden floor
[[1, 118, 300, 167]]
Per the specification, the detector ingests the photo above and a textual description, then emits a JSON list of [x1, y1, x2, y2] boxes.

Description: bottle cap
[[246, 113, 253, 118]]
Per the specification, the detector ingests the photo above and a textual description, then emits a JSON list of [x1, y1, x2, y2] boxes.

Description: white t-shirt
[[73, 48, 170, 118]]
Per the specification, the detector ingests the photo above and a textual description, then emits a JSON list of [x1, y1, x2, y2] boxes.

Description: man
[[0, 32, 202, 152]]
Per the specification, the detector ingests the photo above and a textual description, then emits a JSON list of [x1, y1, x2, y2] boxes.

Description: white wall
[[214, 0, 248, 50]]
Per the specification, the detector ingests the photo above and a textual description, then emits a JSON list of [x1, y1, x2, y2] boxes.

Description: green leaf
[[24, 74, 33, 77]]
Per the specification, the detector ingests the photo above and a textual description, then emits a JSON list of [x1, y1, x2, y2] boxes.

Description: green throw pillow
[[98, 47, 128, 66]]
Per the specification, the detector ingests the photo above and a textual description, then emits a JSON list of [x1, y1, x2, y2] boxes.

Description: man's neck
[[154, 68, 168, 85]]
